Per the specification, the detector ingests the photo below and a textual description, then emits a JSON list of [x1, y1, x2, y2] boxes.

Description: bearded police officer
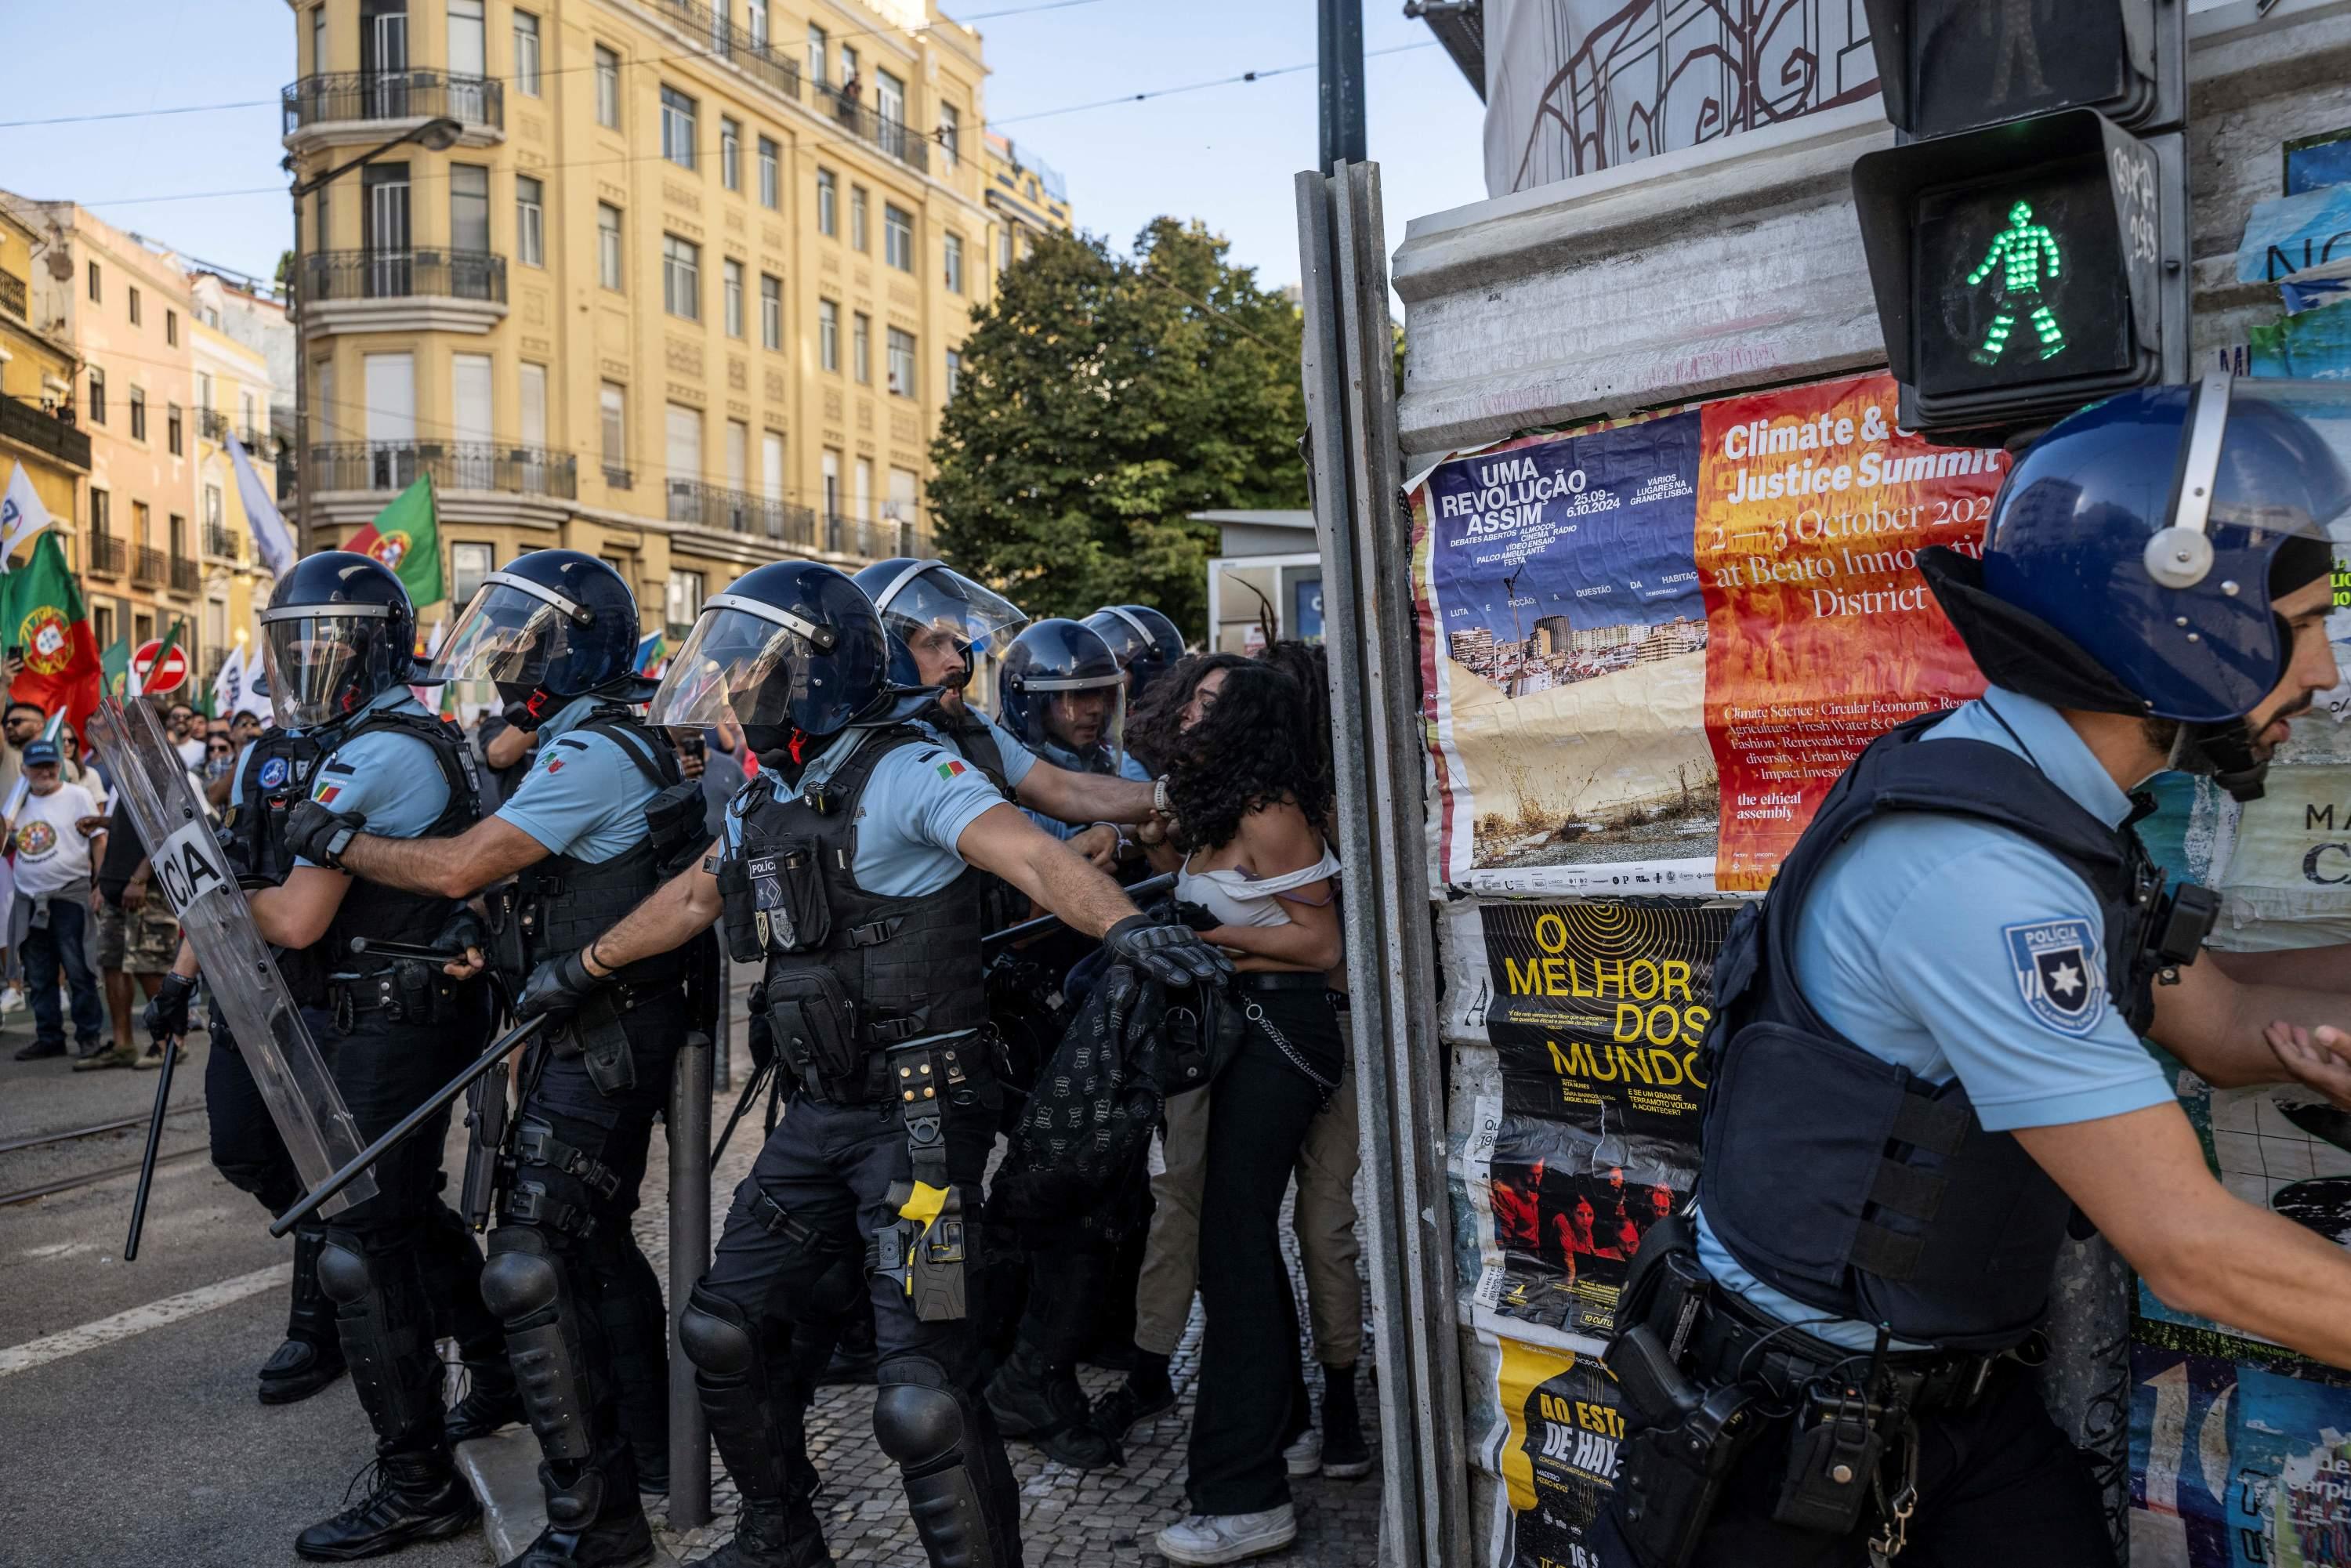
[[1603, 378, 2351, 1568], [513, 560, 1228, 1568], [284, 551, 710, 1568], [149, 552, 512, 1559]]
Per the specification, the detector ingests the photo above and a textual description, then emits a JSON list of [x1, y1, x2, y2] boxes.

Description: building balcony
[[203, 522, 240, 563], [643, 0, 802, 101], [666, 480, 817, 548], [0, 392, 91, 472], [0, 267, 24, 320], [603, 465, 634, 492], [309, 441, 578, 502], [811, 85, 929, 174], [822, 513, 928, 561], [88, 531, 125, 578], [298, 248, 507, 336], [197, 407, 234, 446], [281, 71, 504, 153], [132, 545, 166, 589], [241, 424, 274, 457], [168, 555, 201, 596]]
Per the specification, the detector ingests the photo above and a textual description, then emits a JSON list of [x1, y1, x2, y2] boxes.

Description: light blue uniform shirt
[[1017, 736, 1128, 840], [911, 704, 1036, 793], [723, 723, 1006, 899], [1696, 686, 2175, 1348], [287, 687, 454, 866], [495, 696, 657, 865]]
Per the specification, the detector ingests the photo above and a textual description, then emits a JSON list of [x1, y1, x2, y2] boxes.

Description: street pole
[[665, 1030, 714, 1529], [1317, 0, 1367, 172], [288, 183, 308, 556]]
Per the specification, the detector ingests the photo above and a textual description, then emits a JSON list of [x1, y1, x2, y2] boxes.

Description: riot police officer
[[998, 618, 1132, 789], [1082, 603, 1185, 721], [151, 552, 508, 1560], [855, 559, 1159, 864], [1603, 378, 2351, 1567], [513, 560, 1230, 1568], [284, 550, 709, 1568]]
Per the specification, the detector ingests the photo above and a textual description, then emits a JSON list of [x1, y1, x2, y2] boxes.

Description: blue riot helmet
[[259, 551, 417, 730], [650, 560, 887, 747], [851, 557, 1028, 695], [426, 549, 642, 709], [1082, 604, 1186, 703], [1921, 373, 2351, 800], [1000, 618, 1128, 773]]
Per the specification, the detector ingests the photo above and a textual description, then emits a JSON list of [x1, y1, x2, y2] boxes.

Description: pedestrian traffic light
[[1852, 1, 2186, 441]]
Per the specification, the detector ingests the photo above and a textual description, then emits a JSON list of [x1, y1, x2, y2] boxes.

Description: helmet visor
[[425, 574, 587, 691], [260, 607, 393, 730], [2212, 380, 2351, 541], [1016, 670, 1127, 773], [872, 562, 1027, 667], [649, 597, 833, 733]]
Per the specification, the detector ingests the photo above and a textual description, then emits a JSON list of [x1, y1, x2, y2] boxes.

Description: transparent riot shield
[[100, 694, 377, 1215]]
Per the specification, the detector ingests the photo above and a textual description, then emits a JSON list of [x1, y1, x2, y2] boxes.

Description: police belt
[[323, 961, 468, 1030], [1672, 1280, 2005, 1418]]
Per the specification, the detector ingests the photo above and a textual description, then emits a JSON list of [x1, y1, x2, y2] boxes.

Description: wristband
[[1154, 776, 1172, 815]]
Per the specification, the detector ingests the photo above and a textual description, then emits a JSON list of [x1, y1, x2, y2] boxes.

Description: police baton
[[121, 1030, 183, 1262], [982, 871, 1176, 952], [268, 1015, 550, 1237]]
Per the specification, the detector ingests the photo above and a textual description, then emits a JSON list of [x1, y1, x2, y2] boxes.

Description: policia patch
[[2004, 917, 2105, 1036]]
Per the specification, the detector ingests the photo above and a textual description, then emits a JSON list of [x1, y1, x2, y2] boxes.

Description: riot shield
[[100, 694, 378, 1215]]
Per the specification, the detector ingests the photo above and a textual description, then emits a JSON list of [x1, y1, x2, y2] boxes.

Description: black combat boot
[[261, 1225, 348, 1406], [984, 1340, 1121, 1469], [294, 1450, 480, 1562], [499, 1452, 657, 1568], [703, 1497, 833, 1568], [1089, 1347, 1175, 1442]]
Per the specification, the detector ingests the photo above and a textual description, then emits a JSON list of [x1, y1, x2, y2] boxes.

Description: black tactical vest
[[1697, 711, 2173, 1351], [228, 708, 483, 1005], [509, 707, 705, 988], [719, 724, 989, 1101]]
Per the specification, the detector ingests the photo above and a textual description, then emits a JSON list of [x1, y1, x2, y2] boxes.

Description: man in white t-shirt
[[9, 738, 109, 1062]]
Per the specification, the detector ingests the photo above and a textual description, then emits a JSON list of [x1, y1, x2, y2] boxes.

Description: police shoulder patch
[[2003, 917, 2105, 1036]]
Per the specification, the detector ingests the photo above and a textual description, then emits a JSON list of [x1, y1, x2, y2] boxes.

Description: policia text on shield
[[1598, 377, 2351, 1568]]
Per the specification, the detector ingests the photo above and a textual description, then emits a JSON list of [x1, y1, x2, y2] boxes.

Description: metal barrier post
[[713, 953, 733, 1093], [666, 1030, 714, 1529]]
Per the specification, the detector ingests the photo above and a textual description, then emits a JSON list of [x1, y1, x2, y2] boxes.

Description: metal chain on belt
[[1867, 1418, 1919, 1562], [1243, 998, 1340, 1099]]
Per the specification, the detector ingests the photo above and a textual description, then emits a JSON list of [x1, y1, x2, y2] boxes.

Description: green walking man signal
[[1965, 200, 2066, 365]]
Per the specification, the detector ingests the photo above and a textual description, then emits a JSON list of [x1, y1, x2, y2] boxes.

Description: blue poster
[[2130, 1343, 2351, 1568], [1294, 576, 1324, 641], [1425, 413, 1704, 692]]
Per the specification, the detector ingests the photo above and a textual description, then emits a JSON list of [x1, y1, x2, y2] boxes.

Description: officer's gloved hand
[[516, 949, 612, 1020], [1104, 914, 1235, 988], [284, 799, 366, 869], [144, 972, 198, 1045], [433, 907, 488, 981], [501, 690, 554, 733]]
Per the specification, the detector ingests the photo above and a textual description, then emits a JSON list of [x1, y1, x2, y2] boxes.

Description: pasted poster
[[1480, 1334, 1624, 1568], [1471, 902, 1735, 1340], [1415, 371, 2009, 895], [2128, 1338, 2351, 1567]]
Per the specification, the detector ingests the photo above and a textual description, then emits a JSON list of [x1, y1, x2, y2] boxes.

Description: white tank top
[[1174, 846, 1341, 929]]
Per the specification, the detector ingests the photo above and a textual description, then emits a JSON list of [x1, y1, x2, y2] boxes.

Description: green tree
[[928, 218, 1307, 639]]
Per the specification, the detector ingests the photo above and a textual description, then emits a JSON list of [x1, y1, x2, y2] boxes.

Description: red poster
[[1695, 375, 2009, 890]]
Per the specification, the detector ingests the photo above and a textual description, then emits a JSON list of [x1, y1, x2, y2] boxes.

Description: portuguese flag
[[344, 473, 445, 610], [2, 531, 100, 741]]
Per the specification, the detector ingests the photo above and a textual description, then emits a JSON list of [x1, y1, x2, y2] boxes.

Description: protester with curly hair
[[1121, 657, 1347, 1566]]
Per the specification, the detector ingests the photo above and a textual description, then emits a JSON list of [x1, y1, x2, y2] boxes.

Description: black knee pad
[[874, 1360, 968, 1472], [679, 1284, 758, 1378], [315, 1232, 374, 1308], [480, 1226, 563, 1326]]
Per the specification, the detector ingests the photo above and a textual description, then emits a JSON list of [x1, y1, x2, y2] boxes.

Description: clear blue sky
[[0, 0, 1484, 296]]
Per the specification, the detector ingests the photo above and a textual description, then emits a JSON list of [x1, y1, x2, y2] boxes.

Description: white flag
[[228, 433, 296, 576], [212, 641, 249, 720], [0, 465, 53, 568]]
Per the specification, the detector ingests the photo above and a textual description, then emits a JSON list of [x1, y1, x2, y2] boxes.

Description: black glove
[[501, 690, 554, 733], [144, 972, 198, 1045], [433, 907, 488, 964], [284, 798, 366, 869], [516, 948, 611, 1020], [1104, 914, 1234, 988]]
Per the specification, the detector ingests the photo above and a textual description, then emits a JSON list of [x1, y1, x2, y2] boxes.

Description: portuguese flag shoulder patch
[[936, 759, 968, 780]]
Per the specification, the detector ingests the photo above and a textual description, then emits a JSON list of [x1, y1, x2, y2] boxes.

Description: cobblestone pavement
[[632, 1049, 1384, 1566]]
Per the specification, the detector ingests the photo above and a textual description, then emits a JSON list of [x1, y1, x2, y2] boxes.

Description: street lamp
[[287, 114, 463, 556]]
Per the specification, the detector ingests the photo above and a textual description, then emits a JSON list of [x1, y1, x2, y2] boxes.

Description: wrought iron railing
[[0, 393, 90, 469], [0, 268, 24, 320], [645, 0, 802, 100], [302, 248, 506, 305], [281, 71, 504, 136], [204, 523, 240, 562], [197, 407, 233, 444], [666, 480, 817, 546], [823, 513, 927, 561], [810, 84, 928, 172], [603, 465, 634, 491], [88, 531, 126, 578], [168, 556, 201, 595], [132, 545, 166, 588], [307, 440, 578, 501]]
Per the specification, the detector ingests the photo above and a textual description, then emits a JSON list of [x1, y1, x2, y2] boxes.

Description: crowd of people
[[34, 541, 1366, 1568]]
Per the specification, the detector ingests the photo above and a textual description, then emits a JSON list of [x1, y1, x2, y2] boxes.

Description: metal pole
[[289, 184, 308, 556], [666, 1030, 714, 1530], [712, 953, 733, 1094], [1317, 0, 1367, 172]]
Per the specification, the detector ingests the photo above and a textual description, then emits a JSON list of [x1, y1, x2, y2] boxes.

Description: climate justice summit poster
[[1413, 371, 2008, 895]]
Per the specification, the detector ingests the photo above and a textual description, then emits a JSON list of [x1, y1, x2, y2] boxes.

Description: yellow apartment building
[[188, 272, 288, 690], [0, 204, 89, 576], [282, 0, 1073, 641], [0, 196, 212, 665], [980, 130, 1070, 267]]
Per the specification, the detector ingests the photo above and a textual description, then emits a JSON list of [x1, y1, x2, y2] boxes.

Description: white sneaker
[[0, 987, 21, 1013], [1283, 1425, 1323, 1477], [1154, 1506, 1299, 1566]]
